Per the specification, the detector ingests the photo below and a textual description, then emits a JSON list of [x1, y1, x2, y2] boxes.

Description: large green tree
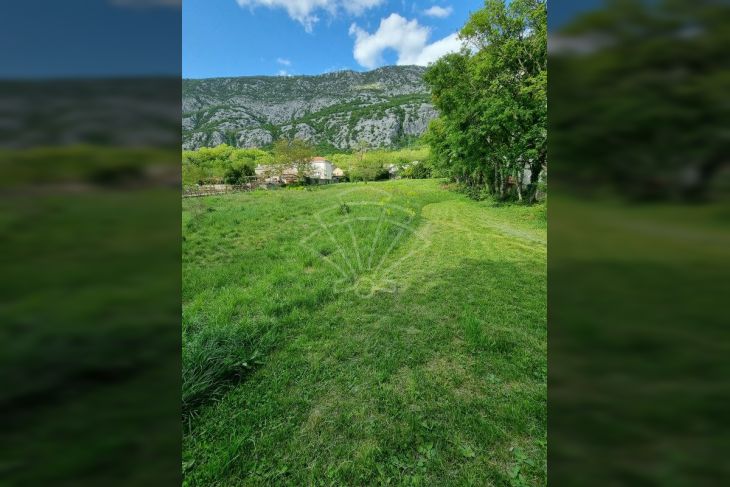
[[551, 0, 729, 200], [425, 0, 547, 202]]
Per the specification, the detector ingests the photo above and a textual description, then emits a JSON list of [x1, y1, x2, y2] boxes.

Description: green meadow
[[1, 188, 180, 486], [182, 179, 547, 486], [549, 196, 730, 485]]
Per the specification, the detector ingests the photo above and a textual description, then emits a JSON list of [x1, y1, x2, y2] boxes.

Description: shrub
[[402, 161, 432, 179]]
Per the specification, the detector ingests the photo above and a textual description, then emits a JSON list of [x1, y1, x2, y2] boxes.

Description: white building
[[309, 157, 333, 182], [332, 167, 345, 181], [255, 157, 337, 184]]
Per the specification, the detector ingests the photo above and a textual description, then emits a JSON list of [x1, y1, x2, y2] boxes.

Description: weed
[[508, 446, 536, 487]]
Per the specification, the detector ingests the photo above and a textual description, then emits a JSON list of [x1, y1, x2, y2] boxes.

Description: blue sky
[[183, 1, 485, 79], [549, 0, 604, 31], [0, 0, 181, 78], [0, 1, 596, 79]]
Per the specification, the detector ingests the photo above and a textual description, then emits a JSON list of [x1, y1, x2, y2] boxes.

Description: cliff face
[[182, 65, 438, 150]]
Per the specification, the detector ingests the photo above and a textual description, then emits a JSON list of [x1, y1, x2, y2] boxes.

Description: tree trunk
[[493, 166, 499, 196], [526, 160, 544, 204], [498, 169, 505, 200]]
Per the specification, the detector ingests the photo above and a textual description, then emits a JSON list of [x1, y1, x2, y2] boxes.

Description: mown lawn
[[182, 179, 546, 486]]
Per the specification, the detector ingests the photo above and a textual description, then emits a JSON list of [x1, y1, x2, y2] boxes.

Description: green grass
[[548, 196, 730, 485], [1, 189, 181, 486], [0, 145, 175, 187], [182, 179, 546, 486]]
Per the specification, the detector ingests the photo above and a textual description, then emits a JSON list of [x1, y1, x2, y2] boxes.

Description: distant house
[[281, 166, 300, 184], [308, 157, 334, 184], [255, 164, 298, 184], [255, 164, 295, 184], [332, 167, 345, 182], [255, 157, 339, 185], [387, 164, 400, 179]]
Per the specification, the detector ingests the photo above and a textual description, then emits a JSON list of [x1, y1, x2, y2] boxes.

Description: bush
[[182, 145, 269, 185], [223, 163, 255, 184], [402, 161, 432, 179]]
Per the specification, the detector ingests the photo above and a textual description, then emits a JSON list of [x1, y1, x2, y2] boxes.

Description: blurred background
[[0, 1, 181, 485], [549, 0, 729, 484]]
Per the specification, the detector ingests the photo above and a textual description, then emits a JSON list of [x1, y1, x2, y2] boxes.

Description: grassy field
[[182, 179, 546, 486], [549, 196, 730, 485], [1, 189, 180, 486]]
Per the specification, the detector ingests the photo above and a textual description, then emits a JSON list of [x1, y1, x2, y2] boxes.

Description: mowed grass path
[[182, 180, 546, 486]]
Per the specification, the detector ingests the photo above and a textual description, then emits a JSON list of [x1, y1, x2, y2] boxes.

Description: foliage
[[424, 0, 547, 202], [183, 143, 431, 186], [0, 145, 175, 187], [271, 138, 315, 182], [551, 0, 730, 201], [402, 160, 432, 179], [349, 156, 389, 182], [329, 146, 430, 182], [182, 144, 271, 185], [223, 164, 255, 185]]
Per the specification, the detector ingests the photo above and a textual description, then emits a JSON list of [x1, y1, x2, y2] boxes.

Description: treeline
[[424, 0, 546, 202], [182, 145, 271, 185], [329, 146, 431, 182], [182, 142, 432, 185]]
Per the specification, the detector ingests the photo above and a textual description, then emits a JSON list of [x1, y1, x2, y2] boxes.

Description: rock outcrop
[[182, 65, 438, 150]]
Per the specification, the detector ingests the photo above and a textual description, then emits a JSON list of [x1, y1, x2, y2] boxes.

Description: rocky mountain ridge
[[182, 65, 438, 151]]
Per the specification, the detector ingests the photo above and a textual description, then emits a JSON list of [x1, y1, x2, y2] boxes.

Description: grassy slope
[[182, 180, 546, 486]]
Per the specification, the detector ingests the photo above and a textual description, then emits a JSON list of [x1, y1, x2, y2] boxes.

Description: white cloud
[[423, 5, 452, 18], [277, 57, 292, 66], [235, 0, 385, 32], [408, 32, 461, 65], [343, 0, 385, 16], [349, 14, 463, 69], [278, 69, 291, 76]]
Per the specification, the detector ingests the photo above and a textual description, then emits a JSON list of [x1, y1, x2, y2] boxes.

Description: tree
[[182, 145, 272, 185], [424, 0, 547, 202], [402, 161, 432, 179], [223, 163, 255, 184], [551, 0, 729, 200], [272, 138, 315, 183], [356, 158, 387, 182], [344, 148, 389, 182]]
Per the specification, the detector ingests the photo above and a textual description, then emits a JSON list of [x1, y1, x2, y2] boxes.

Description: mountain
[[182, 65, 438, 151], [0, 78, 180, 149]]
